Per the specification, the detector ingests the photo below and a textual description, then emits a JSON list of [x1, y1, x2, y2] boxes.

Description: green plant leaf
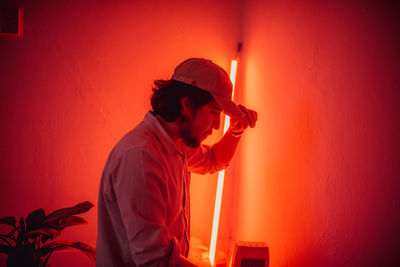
[[7, 228, 17, 238], [58, 215, 88, 230], [41, 215, 87, 232], [0, 216, 16, 227], [0, 234, 15, 246], [16, 217, 25, 246], [25, 208, 45, 231], [41, 235, 51, 245], [24, 228, 61, 240], [19, 217, 25, 231], [41, 241, 96, 262], [43, 201, 94, 225]]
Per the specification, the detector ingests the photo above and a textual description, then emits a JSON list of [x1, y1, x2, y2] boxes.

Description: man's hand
[[229, 104, 258, 134], [212, 104, 258, 166]]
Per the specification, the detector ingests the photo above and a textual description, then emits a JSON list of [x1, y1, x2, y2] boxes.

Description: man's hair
[[151, 79, 214, 122]]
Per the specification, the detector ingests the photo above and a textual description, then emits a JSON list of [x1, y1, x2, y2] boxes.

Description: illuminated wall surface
[[0, 0, 399, 266]]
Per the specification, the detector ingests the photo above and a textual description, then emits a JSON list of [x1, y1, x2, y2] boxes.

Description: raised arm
[[212, 105, 258, 165]]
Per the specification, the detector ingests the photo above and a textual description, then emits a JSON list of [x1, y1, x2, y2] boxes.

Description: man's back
[[97, 112, 190, 266]]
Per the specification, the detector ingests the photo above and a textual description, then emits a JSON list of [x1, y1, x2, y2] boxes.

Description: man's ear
[[180, 96, 193, 117]]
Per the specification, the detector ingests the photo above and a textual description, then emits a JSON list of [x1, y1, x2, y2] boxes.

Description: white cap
[[171, 58, 244, 118]]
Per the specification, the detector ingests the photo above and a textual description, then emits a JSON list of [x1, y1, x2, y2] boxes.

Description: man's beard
[[180, 126, 200, 148], [179, 115, 200, 148]]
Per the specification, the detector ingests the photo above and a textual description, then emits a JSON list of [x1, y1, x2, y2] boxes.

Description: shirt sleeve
[[111, 148, 181, 267], [185, 144, 228, 174]]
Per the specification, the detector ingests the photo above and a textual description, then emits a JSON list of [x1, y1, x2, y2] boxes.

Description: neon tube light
[[209, 59, 238, 265]]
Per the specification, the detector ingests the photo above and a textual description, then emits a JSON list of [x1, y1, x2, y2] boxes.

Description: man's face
[[180, 101, 222, 148]]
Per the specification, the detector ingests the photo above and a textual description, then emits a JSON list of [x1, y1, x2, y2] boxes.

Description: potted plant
[[0, 201, 96, 267]]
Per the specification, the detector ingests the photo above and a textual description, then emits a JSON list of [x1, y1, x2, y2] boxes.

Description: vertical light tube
[[209, 59, 238, 265]]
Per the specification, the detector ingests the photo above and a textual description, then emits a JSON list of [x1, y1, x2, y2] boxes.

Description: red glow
[[1, 1, 400, 266], [209, 59, 239, 265]]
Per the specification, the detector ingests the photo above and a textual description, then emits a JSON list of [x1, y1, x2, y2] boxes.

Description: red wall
[[1, 1, 400, 266], [234, 0, 400, 266], [0, 1, 241, 266]]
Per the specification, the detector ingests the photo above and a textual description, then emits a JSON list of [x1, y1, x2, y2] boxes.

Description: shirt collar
[[143, 111, 182, 155]]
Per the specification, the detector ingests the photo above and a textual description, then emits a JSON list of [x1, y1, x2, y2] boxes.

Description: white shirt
[[96, 112, 226, 267]]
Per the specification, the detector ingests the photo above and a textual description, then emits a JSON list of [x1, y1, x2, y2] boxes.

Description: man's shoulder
[[115, 124, 161, 157], [108, 111, 178, 163]]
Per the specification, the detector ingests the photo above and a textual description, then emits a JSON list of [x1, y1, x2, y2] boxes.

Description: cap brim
[[211, 93, 245, 118]]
